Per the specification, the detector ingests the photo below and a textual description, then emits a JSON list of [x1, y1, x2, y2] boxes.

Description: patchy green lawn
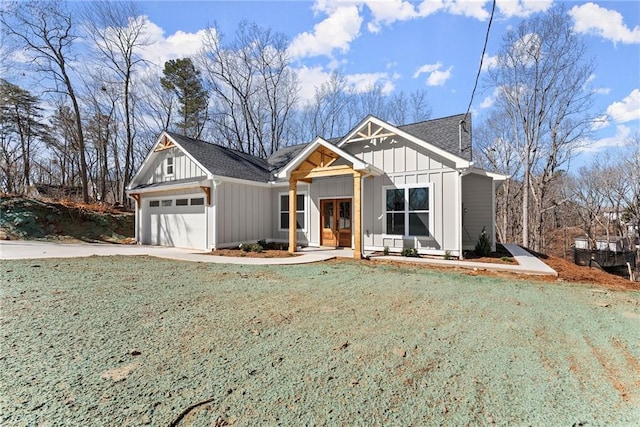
[[1, 256, 639, 426]]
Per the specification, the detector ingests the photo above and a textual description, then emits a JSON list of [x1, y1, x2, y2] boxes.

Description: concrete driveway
[[0, 240, 339, 265]]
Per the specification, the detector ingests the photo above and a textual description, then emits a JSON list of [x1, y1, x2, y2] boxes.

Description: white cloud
[[445, 0, 489, 20], [413, 62, 453, 86], [591, 115, 610, 131], [345, 72, 395, 94], [288, 6, 363, 59], [578, 125, 632, 153], [569, 2, 640, 45], [365, 0, 419, 33], [607, 89, 640, 123], [295, 65, 332, 102], [479, 87, 500, 109], [496, 0, 552, 18], [594, 87, 611, 95], [137, 19, 209, 67], [480, 53, 499, 71]]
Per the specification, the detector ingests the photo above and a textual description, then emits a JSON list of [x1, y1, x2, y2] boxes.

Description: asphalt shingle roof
[[398, 113, 472, 161], [163, 114, 472, 183], [167, 132, 273, 183]]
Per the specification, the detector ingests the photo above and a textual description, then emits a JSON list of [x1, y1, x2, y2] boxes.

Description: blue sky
[[6, 1, 637, 168], [131, 0, 639, 167]]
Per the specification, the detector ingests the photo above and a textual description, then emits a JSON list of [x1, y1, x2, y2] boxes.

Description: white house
[[127, 114, 507, 259]]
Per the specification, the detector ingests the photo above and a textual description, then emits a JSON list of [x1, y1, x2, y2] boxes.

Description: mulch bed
[[210, 249, 297, 258]]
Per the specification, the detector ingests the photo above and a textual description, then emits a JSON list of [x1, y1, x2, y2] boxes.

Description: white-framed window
[[149, 200, 160, 207], [190, 197, 204, 206], [279, 192, 306, 231], [175, 198, 188, 206], [166, 156, 174, 176], [383, 184, 433, 236], [161, 199, 173, 207]]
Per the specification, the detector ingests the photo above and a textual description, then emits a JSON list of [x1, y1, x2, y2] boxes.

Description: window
[[190, 197, 204, 206], [176, 198, 188, 206], [161, 199, 172, 207], [384, 186, 431, 236], [166, 156, 174, 175], [279, 193, 306, 230], [149, 200, 160, 207], [386, 189, 405, 235]]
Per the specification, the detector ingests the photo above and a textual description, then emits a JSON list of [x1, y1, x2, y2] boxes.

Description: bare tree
[[2, 1, 91, 202], [200, 22, 298, 157], [82, 0, 149, 203], [486, 6, 596, 251]]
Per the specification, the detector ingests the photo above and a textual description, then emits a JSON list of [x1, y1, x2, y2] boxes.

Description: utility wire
[[464, 0, 496, 123]]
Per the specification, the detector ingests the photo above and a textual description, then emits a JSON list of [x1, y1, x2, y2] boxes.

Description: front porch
[[277, 137, 383, 260]]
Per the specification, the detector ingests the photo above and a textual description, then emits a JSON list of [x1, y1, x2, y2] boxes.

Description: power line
[[464, 0, 496, 123]]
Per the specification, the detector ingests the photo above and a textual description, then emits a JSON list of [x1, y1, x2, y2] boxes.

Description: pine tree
[[161, 58, 208, 139]]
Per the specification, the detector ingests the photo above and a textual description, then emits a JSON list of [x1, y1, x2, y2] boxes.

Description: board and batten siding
[[215, 181, 272, 247], [140, 147, 206, 184], [346, 135, 461, 254], [270, 183, 310, 245], [461, 174, 494, 250]]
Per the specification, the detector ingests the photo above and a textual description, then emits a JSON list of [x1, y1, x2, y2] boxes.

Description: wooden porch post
[[288, 178, 297, 253], [353, 171, 362, 259]]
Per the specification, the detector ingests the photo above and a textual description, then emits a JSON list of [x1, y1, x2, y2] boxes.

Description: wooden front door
[[320, 199, 352, 247]]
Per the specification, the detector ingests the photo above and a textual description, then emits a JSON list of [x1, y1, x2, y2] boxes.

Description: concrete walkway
[[371, 243, 557, 276], [0, 241, 556, 275], [0, 241, 347, 265]]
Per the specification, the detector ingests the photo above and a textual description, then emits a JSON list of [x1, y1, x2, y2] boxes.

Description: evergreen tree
[[161, 58, 208, 139]]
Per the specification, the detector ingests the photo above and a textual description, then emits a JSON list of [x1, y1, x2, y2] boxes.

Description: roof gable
[[275, 137, 382, 179], [338, 114, 473, 168]]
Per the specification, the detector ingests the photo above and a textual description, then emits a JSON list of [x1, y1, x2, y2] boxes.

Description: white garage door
[[143, 194, 207, 250]]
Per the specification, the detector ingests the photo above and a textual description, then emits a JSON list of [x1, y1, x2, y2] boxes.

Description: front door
[[320, 199, 352, 247]]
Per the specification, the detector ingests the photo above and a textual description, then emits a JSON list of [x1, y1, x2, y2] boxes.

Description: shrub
[[240, 243, 263, 253], [383, 246, 389, 256], [401, 247, 418, 257], [475, 226, 492, 257], [444, 250, 452, 260]]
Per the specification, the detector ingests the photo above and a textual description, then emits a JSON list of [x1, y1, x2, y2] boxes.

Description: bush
[[475, 226, 492, 257], [444, 250, 452, 260], [240, 243, 263, 253], [383, 246, 389, 256], [401, 247, 419, 257]]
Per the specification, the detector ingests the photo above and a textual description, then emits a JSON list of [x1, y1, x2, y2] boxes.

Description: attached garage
[[142, 194, 207, 250]]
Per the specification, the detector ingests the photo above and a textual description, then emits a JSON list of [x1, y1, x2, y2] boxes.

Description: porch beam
[[291, 164, 355, 180], [288, 178, 297, 254], [353, 171, 362, 259]]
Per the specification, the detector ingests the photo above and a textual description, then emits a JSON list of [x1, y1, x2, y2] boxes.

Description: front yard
[[1, 256, 639, 426]]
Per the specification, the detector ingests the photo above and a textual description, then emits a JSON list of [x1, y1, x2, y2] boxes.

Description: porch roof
[[275, 137, 383, 180]]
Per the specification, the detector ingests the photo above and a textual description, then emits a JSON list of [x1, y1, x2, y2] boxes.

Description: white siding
[[139, 147, 206, 184], [270, 183, 310, 245], [461, 174, 493, 250], [215, 181, 272, 247], [346, 134, 461, 255]]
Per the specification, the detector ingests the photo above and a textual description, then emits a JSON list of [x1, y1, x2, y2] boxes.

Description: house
[[127, 114, 507, 259]]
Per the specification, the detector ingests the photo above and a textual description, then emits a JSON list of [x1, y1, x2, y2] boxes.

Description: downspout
[[458, 171, 464, 260], [211, 179, 221, 250]]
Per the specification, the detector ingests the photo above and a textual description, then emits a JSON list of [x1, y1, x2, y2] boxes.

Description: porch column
[[353, 171, 362, 259], [288, 178, 297, 253]]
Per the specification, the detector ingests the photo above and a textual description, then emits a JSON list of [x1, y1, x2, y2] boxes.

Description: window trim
[[165, 156, 174, 176], [278, 191, 307, 232], [382, 183, 434, 237]]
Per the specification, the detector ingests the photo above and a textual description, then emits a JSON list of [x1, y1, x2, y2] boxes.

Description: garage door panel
[[143, 194, 206, 250]]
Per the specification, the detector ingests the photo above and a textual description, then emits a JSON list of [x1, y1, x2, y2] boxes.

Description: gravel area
[[1, 256, 639, 426]]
